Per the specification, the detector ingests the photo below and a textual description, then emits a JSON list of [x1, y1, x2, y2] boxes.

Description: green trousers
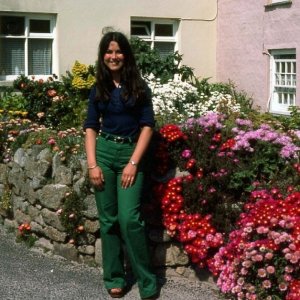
[[94, 136, 157, 298]]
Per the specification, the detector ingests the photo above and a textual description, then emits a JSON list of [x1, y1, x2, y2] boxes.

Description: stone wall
[[0, 145, 200, 279]]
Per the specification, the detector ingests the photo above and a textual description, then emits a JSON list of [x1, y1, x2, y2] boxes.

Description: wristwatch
[[129, 160, 138, 166]]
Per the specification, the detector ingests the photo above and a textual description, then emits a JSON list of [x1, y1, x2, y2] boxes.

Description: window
[[266, 0, 292, 6], [0, 14, 56, 81], [131, 19, 178, 58], [269, 49, 296, 114]]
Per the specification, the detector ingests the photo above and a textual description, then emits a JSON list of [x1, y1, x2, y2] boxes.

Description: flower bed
[[152, 112, 300, 299]]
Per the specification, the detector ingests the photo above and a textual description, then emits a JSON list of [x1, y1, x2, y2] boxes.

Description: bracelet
[[129, 160, 138, 167], [87, 164, 98, 170]]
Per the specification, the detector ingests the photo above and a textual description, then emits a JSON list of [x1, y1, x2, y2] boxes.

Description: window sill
[[265, 0, 292, 8]]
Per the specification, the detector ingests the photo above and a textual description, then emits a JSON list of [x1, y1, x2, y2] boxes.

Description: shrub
[[130, 37, 194, 83]]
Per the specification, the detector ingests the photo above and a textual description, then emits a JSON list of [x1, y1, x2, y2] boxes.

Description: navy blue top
[[83, 85, 155, 137]]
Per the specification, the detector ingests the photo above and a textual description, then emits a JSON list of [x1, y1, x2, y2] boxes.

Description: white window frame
[[269, 49, 296, 115], [0, 13, 57, 82], [130, 18, 178, 57], [266, 0, 292, 5]]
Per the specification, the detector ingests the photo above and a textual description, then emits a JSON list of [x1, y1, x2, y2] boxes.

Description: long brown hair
[[95, 31, 147, 105]]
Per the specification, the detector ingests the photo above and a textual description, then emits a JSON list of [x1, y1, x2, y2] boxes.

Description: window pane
[[131, 21, 151, 36], [30, 19, 51, 33], [0, 16, 25, 35], [0, 38, 25, 75], [154, 42, 175, 58], [28, 39, 52, 75], [155, 24, 173, 37]]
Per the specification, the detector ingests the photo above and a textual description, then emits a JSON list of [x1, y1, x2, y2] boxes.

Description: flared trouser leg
[[94, 137, 157, 298]]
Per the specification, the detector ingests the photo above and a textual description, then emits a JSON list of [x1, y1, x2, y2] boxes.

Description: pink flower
[[181, 149, 192, 158], [266, 265, 275, 274], [265, 252, 273, 260], [257, 268, 267, 278], [262, 280, 271, 289], [48, 138, 56, 145], [279, 282, 288, 291]]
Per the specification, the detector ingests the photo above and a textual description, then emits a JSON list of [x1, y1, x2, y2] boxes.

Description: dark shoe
[[107, 287, 125, 298]]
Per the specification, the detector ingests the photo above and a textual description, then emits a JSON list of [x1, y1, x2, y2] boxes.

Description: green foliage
[[59, 191, 86, 243], [0, 86, 28, 111], [0, 183, 13, 216], [130, 37, 194, 83]]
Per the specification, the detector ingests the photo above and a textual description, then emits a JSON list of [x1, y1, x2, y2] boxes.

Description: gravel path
[[0, 226, 223, 300]]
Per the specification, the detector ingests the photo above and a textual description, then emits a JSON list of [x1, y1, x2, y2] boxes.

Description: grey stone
[[3, 218, 18, 230], [35, 237, 54, 251], [154, 242, 189, 267], [77, 233, 96, 245], [8, 164, 25, 195], [30, 221, 44, 235], [0, 184, 4, 196], [41, 208, 65, 231], [0, 164, 8, 183], [29, 176, 47, 190], [52, 152, 62, 178], [44, 225, 67, 242], [84, 219, 99, 233], [54, 165, 72, 185], [53, 242, 78, 261], [78, 254, 96, 265], [30, 145, 46, 160], [94, 238, 102, 265], [12, 195, 28, 213], [82, 195, 98, 219], [77, 245, 95, 255], [37, 148, 53, 163], [73, 177, 87, 197], [13, 148, 27, 167], [14, 209, 31, 224], [38, 184, 70, 210]]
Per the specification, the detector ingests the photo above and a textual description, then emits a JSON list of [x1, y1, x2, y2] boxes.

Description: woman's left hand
[[121, 163, 137, 188]]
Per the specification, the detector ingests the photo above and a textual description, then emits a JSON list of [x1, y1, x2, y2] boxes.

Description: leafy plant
[[130, 37, 194, 83]]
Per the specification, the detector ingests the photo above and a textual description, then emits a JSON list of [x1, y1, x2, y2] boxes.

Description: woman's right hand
[[88, 166, 105, 189]]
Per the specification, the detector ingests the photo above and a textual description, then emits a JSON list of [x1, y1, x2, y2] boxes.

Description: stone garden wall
[[0, 145, 201, 279]]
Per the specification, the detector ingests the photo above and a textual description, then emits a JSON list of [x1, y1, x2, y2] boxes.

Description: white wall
[[0, 0, 217, 80]]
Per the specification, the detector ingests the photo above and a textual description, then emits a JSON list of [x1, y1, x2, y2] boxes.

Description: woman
[[84, 31, 158, 299]]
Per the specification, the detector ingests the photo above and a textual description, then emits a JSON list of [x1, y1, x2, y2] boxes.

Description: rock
[[4, 218, 18, 230], [37, 148, 53, 163], [0, 164, 8, 183], [84, 219, 99, 233], [44, 226, 67, 242], [41, 208, 65, 231], [38, 184, 70, 210], [14, 209, 31, 224], [13, 148, 27, 167], [77, 245, 95, 255], [30, 221, 44, 235], [54, 165, 72, 185], [82, 195, 98, 219], [153, 242, 189, 267], [35, 237, 54, 251], [53, 242, 78, 262], [94, 238, 102, 266]]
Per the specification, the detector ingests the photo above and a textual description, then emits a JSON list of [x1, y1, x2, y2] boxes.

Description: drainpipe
[[263, 49, 272, 112]]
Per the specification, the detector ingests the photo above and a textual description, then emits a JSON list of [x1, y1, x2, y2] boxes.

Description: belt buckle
[[116, 136, 124, 143]]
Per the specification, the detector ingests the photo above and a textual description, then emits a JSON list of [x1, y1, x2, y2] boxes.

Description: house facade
[[0, 0, 217, 84], [217, 0, 299, 114]]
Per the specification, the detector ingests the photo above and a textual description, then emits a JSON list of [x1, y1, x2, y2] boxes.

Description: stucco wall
[[0, 0, 217, 80], [217, 0, 300, 111]]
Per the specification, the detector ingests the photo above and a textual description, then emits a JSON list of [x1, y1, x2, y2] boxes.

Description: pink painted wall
[[217, 0, 300, 111]]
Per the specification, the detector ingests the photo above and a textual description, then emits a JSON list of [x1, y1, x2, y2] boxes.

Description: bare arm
[[121, 126, 153, 188], [85, 128, 104, 188]]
